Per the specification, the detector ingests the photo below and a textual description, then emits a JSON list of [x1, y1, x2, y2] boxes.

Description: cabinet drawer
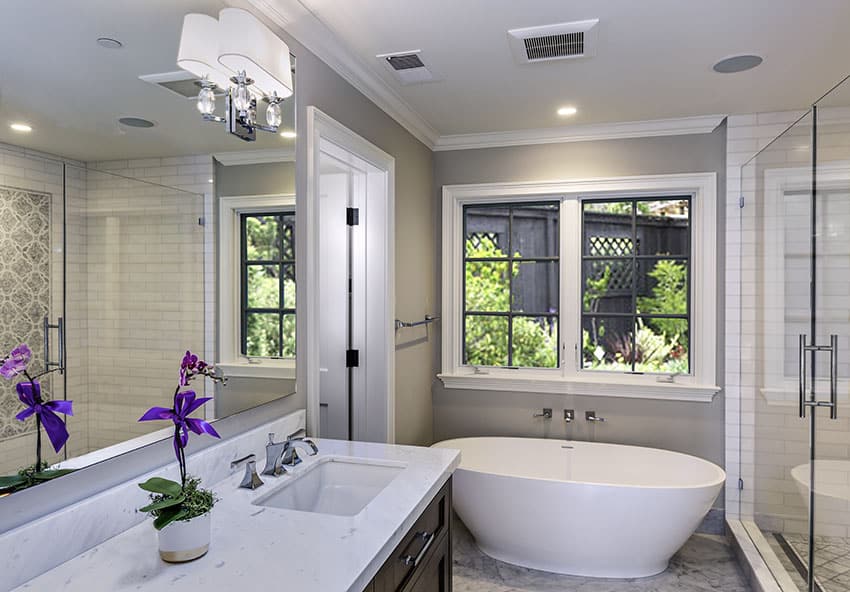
[[372, 478, 451, 592]]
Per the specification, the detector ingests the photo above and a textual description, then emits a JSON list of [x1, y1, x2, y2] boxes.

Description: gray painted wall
[[432, 124, 728, 504], [214, 160, 295, 197], [284, 32, 437, 446]]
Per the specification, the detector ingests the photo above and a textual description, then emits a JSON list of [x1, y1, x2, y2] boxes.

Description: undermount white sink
[[254, 456, 406, 516]]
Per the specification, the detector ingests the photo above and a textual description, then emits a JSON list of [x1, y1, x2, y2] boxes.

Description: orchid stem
[[36, 415, 42, 470]]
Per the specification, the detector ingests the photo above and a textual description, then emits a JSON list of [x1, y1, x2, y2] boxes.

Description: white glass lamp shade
[[217, 8, 293, 99], [177, 14, 231, 91]]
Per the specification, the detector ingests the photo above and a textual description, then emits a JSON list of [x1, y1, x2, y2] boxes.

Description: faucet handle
[[231, 454, 264, 489], [533, 408, 553, 419], [585, 411, 606, 423], [268, 432, 276, 444]]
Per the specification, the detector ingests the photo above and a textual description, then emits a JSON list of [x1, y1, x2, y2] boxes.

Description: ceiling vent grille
[[376, 50, 440, 85], [386, 53, 425, 71], [508, 19, 599, 64], [138, 71, 225, 99]]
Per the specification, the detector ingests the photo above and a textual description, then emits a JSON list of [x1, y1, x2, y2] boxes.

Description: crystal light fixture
[[177, 9, 293, 142]]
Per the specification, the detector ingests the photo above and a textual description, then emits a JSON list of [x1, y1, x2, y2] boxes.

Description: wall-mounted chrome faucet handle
[[533, 408, 553, 419], [564, 409, 575, 423], [585, 411, 606, 423], [231, 454, 264, 489], [263, 433, 289, 476]]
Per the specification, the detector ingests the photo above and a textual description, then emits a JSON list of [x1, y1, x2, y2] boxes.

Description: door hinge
[[346, 207, 359, 226], [738, 477, 744, 491], [198, 216, 205, 226], [346, 349, 360, 368], [738, 195, 745, 209]]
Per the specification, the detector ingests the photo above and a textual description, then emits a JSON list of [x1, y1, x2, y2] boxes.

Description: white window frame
[[440, 173, 720, 402], [218, 193, 296, 379]]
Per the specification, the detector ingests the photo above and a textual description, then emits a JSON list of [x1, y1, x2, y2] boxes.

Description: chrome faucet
[[585, 410, 606, 423], [263, 432, 318, 476], [282, 436, 319, 467], [564, 409, 575, 423], [533, 408, 553, 419], [231, 454, 264, 489]]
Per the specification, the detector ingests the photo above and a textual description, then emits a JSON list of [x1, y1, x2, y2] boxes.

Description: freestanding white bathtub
[[433, 437, 725, 578]]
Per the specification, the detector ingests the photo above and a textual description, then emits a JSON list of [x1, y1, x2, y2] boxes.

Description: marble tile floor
[[453, 516, 752, 592], [776, 532, 850, 592]]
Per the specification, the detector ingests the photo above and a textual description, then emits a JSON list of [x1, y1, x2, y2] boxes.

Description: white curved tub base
[[475, 541, 669, 579], [434, 437, 725, 579]]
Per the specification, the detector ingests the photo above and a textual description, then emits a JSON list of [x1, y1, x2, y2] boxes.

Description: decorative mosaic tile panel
[[0, 186, 51, 441]]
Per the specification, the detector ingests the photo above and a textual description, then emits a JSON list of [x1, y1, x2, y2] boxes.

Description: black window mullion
[[630, 201, 638, 372], [507, 206, 514, 366]]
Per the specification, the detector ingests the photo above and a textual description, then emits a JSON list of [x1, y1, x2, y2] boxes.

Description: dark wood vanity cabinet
[[364, 478, 452, 592]]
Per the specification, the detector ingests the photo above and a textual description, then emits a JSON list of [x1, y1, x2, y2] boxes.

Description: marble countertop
[[14, 439, 460, 592]]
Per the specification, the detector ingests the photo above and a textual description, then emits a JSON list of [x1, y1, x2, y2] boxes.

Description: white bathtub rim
[[432, 436, 726, 491]]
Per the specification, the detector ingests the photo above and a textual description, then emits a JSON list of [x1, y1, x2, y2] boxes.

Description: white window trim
[[440, 173, 720, 402], [218, 193, 296, 380]]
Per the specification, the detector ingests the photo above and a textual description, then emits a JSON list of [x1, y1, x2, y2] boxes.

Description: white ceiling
[[292, 0, 850, 136], [0, 0, 295, 162]]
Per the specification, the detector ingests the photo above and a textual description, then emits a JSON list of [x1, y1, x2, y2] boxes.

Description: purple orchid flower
[[1, 343, 32, 379], [179, 350, 210, 386], [139, 390, 220, 460], [15, 380, 73, 453]]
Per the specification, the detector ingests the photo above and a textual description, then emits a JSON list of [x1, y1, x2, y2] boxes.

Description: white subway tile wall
[[0, 147, 214, 474]]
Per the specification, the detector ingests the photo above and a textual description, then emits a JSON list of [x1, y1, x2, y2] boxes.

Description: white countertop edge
[[346, 461, 458, 592]]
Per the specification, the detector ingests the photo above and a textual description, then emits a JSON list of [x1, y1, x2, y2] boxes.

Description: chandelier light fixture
[[177, 9, 293, 142]]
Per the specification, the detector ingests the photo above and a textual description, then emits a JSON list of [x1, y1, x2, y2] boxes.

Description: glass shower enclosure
[[0, 153, 206, 477], [742, 75, 850, 591]]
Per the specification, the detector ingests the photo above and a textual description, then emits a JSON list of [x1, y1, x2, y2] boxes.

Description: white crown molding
[[242, 1, 725, 153], [213, 147, 295, 165], [246, 0, 440, 149], [432, 114, 727, 151]]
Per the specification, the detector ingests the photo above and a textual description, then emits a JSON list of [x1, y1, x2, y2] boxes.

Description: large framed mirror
[[0, 0, 298, 503]]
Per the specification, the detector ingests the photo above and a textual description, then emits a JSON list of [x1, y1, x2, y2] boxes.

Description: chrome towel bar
[[394, 314, 440, 331]]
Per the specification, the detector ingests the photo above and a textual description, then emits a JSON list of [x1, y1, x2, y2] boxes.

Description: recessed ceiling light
[[208, 179, 214, 183], [10, 123, 32, 133], [97, 37, 123, 49], [557, 106, 578, 117], [118, 117, 155, 128], [713, 54, 763, 74], [280, 130, 296, 139]]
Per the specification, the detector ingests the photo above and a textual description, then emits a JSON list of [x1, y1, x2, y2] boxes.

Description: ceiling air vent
[[508, 19, 599, 64], [138, 71, 226, 100], [376, 50, 440, 85]]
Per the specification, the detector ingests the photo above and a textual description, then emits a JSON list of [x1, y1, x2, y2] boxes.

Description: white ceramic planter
[[157, 512, 211, 563]]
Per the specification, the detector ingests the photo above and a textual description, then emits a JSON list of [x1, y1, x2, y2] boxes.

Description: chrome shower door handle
[[43, 316, 66, 375], [799, 334, 807, 419], [57, 317, 65, 374], [830, 334, 838, 420]]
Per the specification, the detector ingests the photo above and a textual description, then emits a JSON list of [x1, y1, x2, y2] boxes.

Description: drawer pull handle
[[400, 531, 435, 568]]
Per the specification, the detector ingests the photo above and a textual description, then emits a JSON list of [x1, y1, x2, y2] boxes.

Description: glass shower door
[[808, 77, 850, 592]]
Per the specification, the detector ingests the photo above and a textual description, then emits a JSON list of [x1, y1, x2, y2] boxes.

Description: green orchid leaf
[[138, 477, 183, 497], [139, 495, 185, 514], [153, 507, 189, 531], [0, 474, 27, 492], [31, 469, 76, 481]]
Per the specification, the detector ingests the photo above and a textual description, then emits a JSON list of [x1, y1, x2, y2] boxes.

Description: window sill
[[438, 372, 720, 402], [217, 360, 296, 380]]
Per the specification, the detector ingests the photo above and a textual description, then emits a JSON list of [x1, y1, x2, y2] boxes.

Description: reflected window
[[240, 212, 296, 357]]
